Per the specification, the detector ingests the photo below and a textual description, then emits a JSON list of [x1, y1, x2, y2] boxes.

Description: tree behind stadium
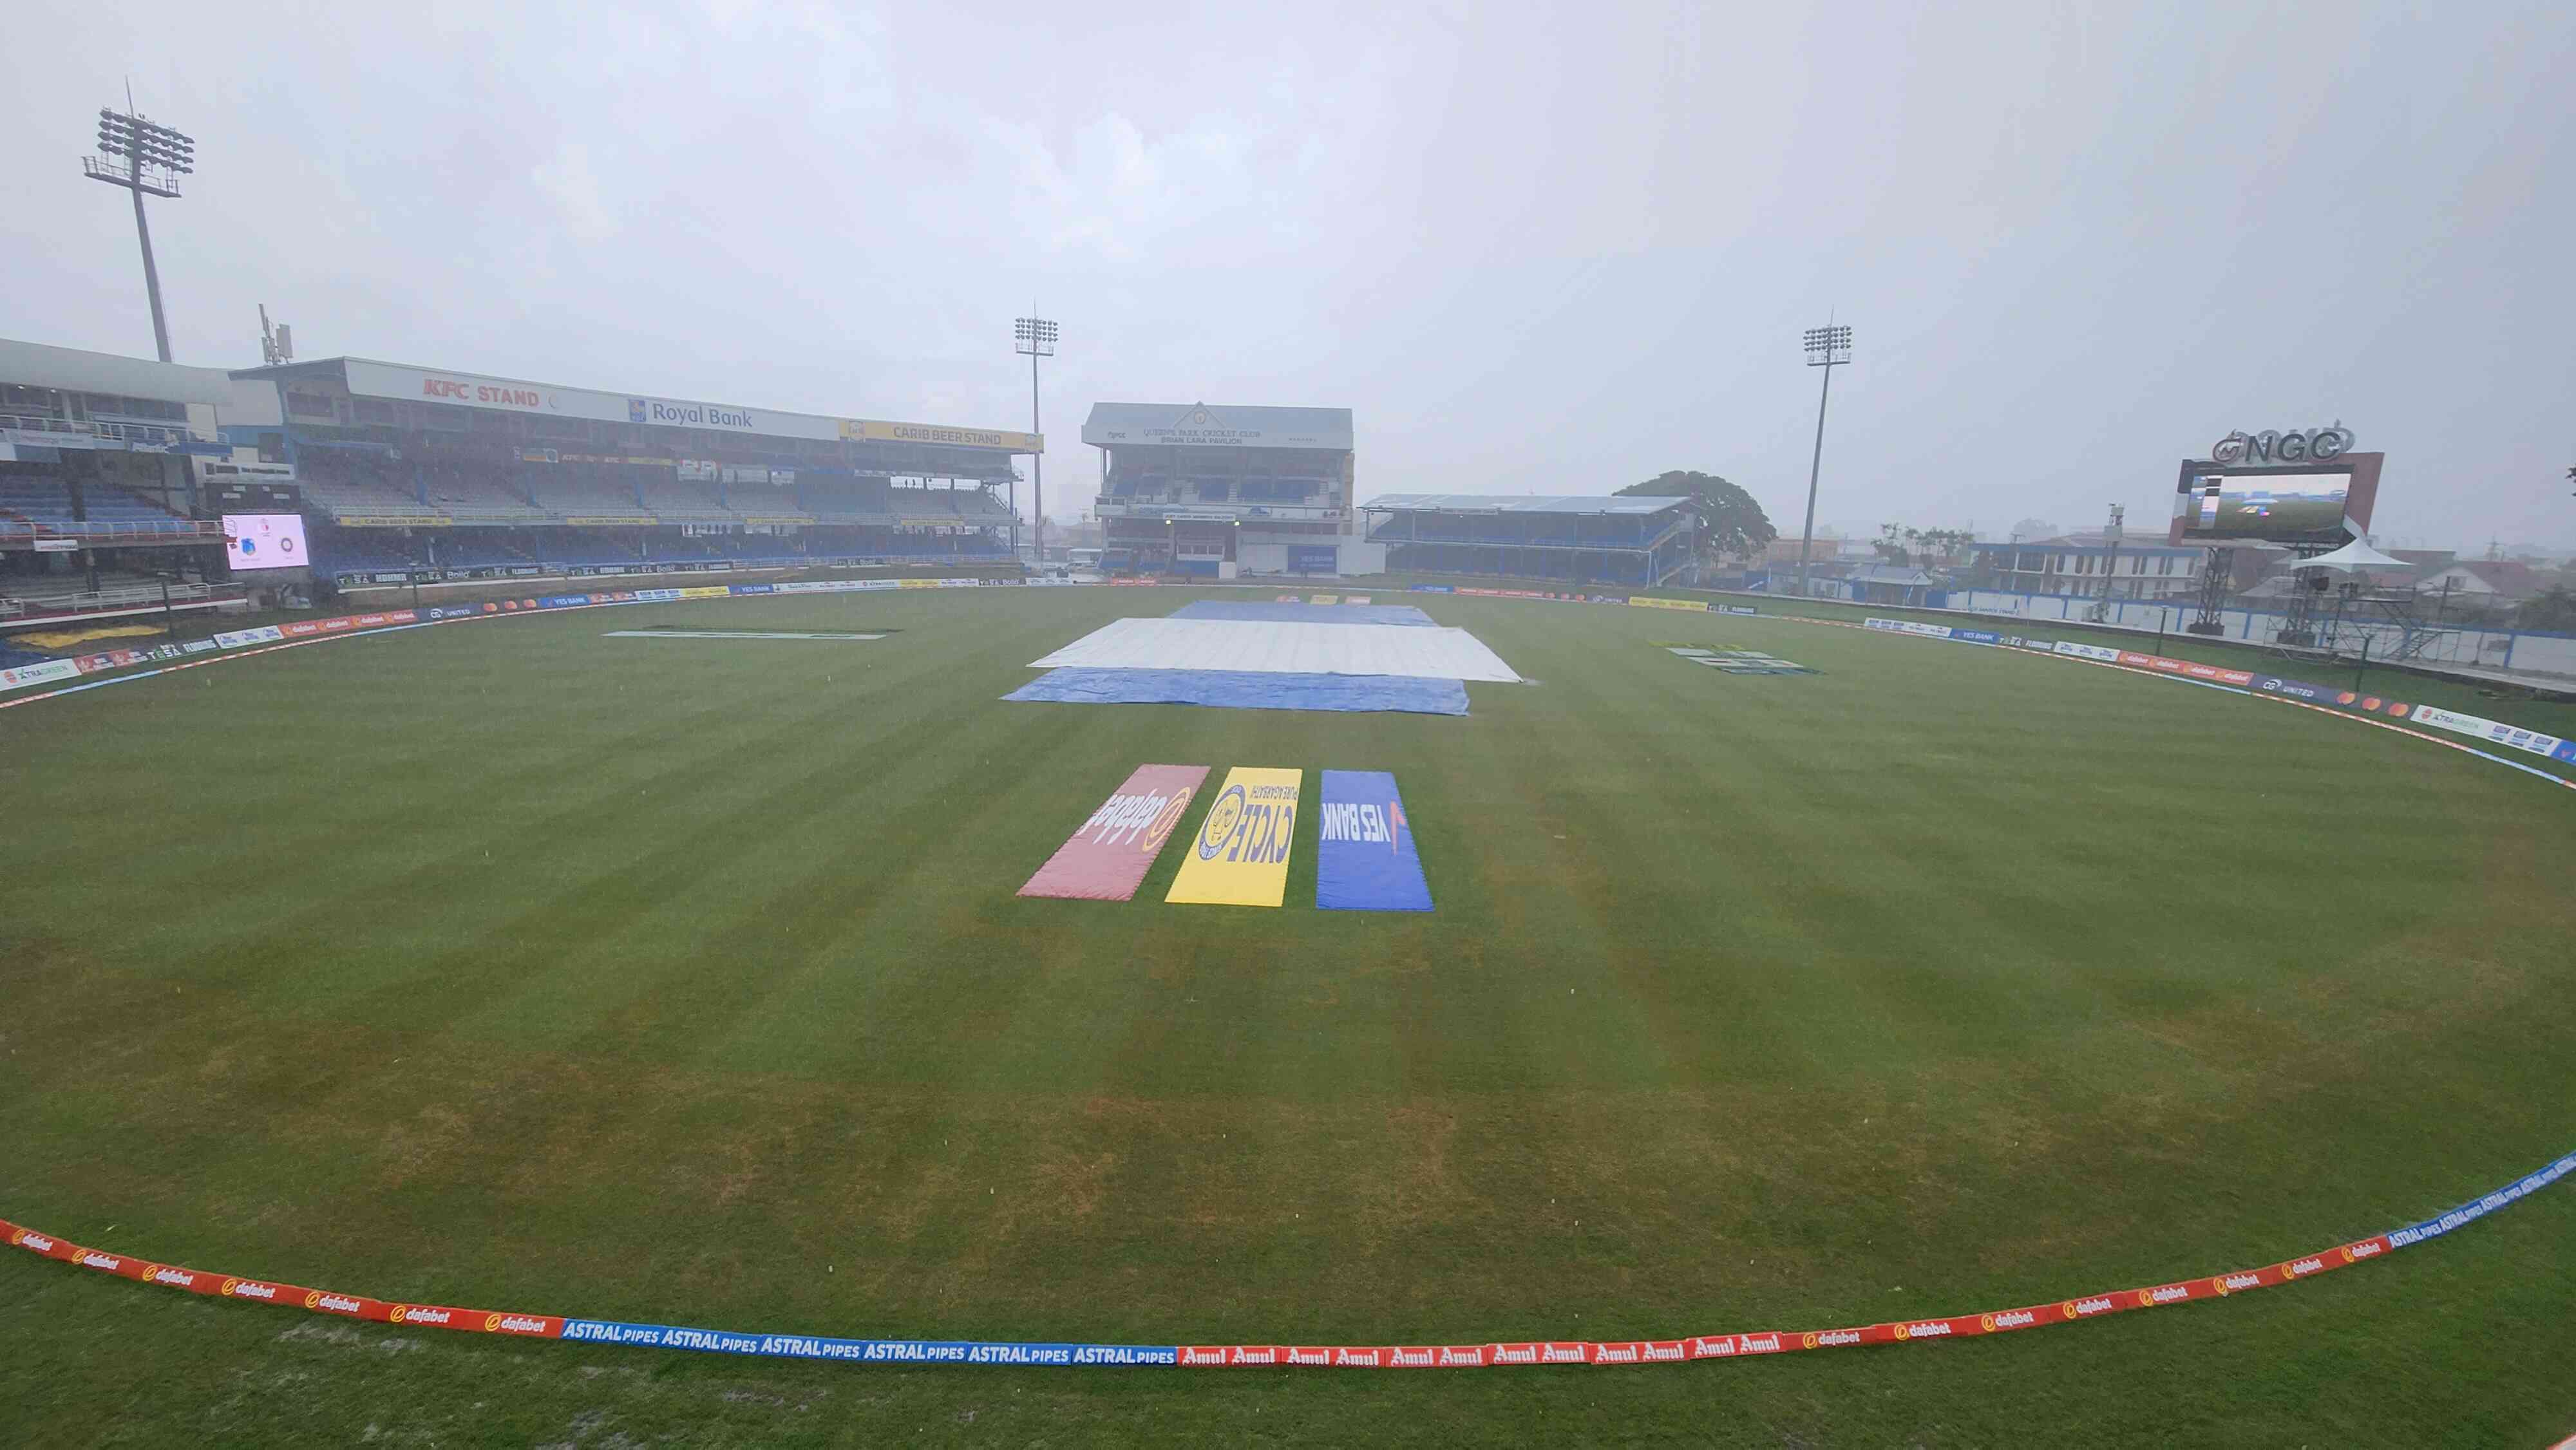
[[1618, 471, 1777, 563]]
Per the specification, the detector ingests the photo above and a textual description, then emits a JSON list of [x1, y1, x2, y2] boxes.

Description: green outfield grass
[[4, 585, 2573, 1447]]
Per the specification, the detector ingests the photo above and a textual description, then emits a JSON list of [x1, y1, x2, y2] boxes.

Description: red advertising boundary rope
[[5, 1148, 2570, 1370]]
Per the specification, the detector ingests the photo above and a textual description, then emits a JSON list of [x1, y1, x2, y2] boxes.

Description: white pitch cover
[[1028, 617, 1522, 683]]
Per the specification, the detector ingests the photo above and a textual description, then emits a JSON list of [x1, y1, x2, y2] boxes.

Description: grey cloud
[[3, 0, 2568, 545]]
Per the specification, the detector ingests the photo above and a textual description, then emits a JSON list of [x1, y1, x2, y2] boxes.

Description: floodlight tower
[[1795, 324, 1853, 601], [1014, 316, 1058, 567], [84, 99, 196, 363]]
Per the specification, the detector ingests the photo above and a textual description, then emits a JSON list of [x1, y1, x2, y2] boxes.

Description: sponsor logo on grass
[[1804, 1329, 1861, 1348], [1165, 767, 1302, 907], [1316, 770, 1433, 912], [1020, 765, 1210, 902]]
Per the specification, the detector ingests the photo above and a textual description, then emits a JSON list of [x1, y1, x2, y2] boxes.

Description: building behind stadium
[[2, 335, 1038, 623], [1082, 402, 1376, 576]]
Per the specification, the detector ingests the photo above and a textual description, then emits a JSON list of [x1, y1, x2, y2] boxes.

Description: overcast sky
[[5, 1, 2570, 549]]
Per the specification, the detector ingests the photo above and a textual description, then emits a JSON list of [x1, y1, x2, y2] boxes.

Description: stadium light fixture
[[83, 96, 195, 362], [1795, 324, 1854, 601], [1014, 317, 1059, 567]]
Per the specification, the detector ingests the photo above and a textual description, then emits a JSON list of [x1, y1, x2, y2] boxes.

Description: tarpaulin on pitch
[[1019, 765, 1209, 901], [1003, 668, 1468, 716], [1168, 601, 1437, 627], [1026, 617, 1520, 683], [1315, 770, 1433, 912], [1165, 767, 1302, 907]]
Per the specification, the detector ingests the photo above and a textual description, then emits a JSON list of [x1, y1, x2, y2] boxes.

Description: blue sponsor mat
[[1167, 601, 1438, 627], [1316, 769, 1434, 910], [1005, 668, 1468, 715]]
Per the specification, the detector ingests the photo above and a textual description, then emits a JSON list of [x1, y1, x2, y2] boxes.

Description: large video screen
[[2184, 471, 2347, 536], [2164, 466, 2380, 551], [223, 513, 309, 572]]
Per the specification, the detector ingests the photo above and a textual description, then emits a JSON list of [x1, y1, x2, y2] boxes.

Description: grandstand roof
[[1363, 493, 1691, 516], [230, 356, 1039, 453], [1083, 402, 1352, 451], [0, 337, 235, 407]]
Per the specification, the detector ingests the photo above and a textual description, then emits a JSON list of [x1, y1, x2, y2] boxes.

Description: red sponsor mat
[[1018, 764, 1210, 901]]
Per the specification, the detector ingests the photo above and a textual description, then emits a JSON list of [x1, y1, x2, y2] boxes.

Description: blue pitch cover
[[1003, 668, 1469, 716], [1315, 769, 1434, 912]]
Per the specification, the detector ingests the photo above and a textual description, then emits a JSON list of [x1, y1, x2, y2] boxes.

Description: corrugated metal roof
[[0, 337, 236, 406], [1362, 493, 1692, 517]]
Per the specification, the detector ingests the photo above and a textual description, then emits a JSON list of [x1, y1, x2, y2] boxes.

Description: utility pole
[[84, 93, 194, 362], [1014, 316, 1057, 569], [1797, 324, 1853, 601], [2090, 503, 2124, 621]]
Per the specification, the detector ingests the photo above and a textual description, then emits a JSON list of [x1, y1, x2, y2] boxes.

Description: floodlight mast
[[1795, 325, 1853, 601], [84, 102, 195, 363], [1014, 317, 1058, 568]]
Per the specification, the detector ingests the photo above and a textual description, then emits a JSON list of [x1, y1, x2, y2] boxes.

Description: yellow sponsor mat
[[1165, 767, 1303, 907], [9, 623, 164, 650], [1627, 596, 1710, 612]]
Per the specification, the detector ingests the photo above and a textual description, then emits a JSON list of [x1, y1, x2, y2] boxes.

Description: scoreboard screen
[[2177, 471, 2349, 540], [209, 479, 301, 512], [223, 513, 310, 572], [2169, 453, 2382, 547]]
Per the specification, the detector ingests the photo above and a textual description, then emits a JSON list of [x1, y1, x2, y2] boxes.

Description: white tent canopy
[[2283, 539, 2410, 574]]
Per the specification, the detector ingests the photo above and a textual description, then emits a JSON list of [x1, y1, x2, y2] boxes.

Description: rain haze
[[4, 0, 2570, 550]]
